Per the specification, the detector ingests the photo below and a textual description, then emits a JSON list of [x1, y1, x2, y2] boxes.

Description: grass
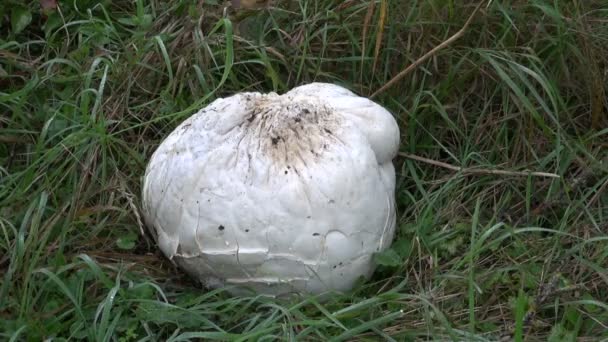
[[1, 0, 607, 340]]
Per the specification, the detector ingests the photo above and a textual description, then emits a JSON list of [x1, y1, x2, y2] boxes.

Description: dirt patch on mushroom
[[239, 94, 343, 168]]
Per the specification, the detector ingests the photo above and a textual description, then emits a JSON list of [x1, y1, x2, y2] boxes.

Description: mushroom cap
[[142, 83, 400, 296]]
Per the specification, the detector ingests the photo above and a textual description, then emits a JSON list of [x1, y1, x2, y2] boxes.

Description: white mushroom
[[142, 83, 400, 296]]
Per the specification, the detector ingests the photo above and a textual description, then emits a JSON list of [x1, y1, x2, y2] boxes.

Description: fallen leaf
[[373, 248, 402, 267], [40, 0, 58, 11]]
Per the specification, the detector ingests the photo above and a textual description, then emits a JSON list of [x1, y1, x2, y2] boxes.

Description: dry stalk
[[370, 1, 485, 99], [399, 152, 561, 179]]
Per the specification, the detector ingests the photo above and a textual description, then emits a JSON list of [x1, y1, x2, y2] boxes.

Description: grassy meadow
[[1, 0, 607, 340]]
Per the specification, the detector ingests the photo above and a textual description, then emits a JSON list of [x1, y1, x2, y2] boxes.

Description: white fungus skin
[[142, 83, 400, 296]]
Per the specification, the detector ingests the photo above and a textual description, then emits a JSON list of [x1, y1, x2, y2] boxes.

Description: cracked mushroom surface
[[142, 83, 400, 296]]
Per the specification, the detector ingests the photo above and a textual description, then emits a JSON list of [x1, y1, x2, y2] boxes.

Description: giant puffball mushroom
[[142, 83, 400, 296]]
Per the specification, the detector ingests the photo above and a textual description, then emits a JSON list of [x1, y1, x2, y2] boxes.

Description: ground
[[1, 0, 607, 340]]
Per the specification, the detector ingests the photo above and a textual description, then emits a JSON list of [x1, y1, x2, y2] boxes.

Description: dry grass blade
[[399, 152, 561, 179], [360, 0, 376, 87], [370, 1, 485, 98], [372, 0, 387, 75]]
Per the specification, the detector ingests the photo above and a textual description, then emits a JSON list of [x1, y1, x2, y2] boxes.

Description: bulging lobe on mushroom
[[286, 83, 400, 164]]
